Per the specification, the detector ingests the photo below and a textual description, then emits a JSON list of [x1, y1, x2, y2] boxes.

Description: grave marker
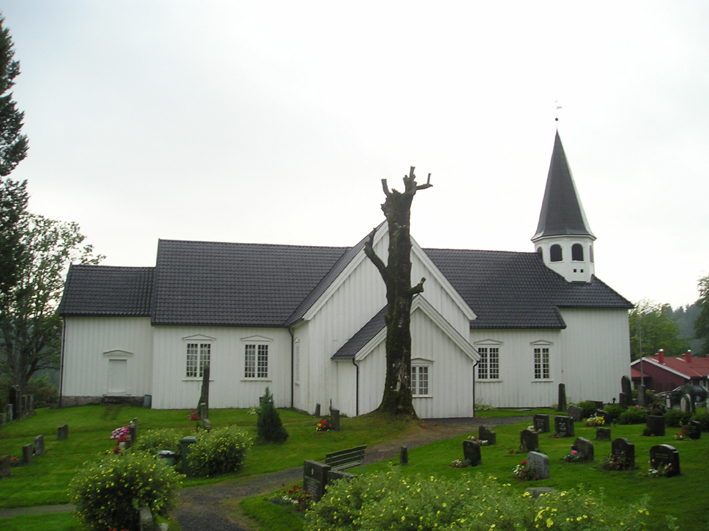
[[57, 424, 68, 440], [637, 384, 646, 407], [686, 420, 701, 440], [532, 414, 550, 433], [596, 427, 611, 441], [527, 451, 550, 479], [6, 404, 12, 423], [554, 416, 575, 438], [462, 440, 482, 466], [611, 437, 635, 470], [558, 383, 567, 412], [596, 410, 612, 426], [649, 444, 680, 477], [331, 409, 341, 431], [22, 444, 33, 465], [520, 429, 539, 452], [0, 455, 10, 478], [567, 405, 583, 422], [572, 437, 594, 461], [34, 435, 45, 456], [646, 415, 665, 437], [314, 403, 321, 417], [400, 446, 408, 465], [479, 425, 497, 444], [303, 460, 331, 502]]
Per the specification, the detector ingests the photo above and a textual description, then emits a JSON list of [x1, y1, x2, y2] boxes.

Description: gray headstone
[[400, 446, 408, 465], [637, 384, 646, 407], [303, 460, 331, 502], [619, 392, 630, 407], [611, 437, 635, 469], [139, 506, 154, 531], [527, 451, 550, 479], [680, 395, 692, 413], [683, 383, 696, 413], [558, 383, 567, 412], [520, 429, 539, 452], [57, 424, 68, 440], [479, 425, 497, 444], [202, 419, 212, 432], [572, 437, 594, 461], [462, 440, 482, 466], [526, 487, 556, 498], [34, 435, 45, 456], [646, 415, 665, 437], [532, 414, 550, 433], [0, 455, 10, 478], [22, 444, 33, 465], [28, 395, 34, 414], [621, 375, 632, 397], [331, 408, 341, 431], [554, 416, 575, 438], [567, 405, 583, 422], [649, 444, 680, 477], [180, 436, 199, 476], [314, 403, 321, 417], [199, 402, 208, 421], [143, 394, 152, 409], [686, 420, 701, 440], [596, 427, 611, 441]]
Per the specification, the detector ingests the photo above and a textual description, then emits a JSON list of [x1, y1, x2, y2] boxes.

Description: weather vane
[[555, 100, 562, 122]]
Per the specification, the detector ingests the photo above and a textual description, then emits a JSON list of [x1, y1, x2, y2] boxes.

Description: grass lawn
[[240, 420, 709, 531]]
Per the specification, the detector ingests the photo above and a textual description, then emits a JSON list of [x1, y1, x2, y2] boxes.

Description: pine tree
[[256, 387, 288, 443]]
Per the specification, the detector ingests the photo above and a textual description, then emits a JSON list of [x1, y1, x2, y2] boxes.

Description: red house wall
[[640, 363, 685, 393]]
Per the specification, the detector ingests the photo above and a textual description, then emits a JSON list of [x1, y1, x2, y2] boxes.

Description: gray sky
[[3, 1, 708, 309]]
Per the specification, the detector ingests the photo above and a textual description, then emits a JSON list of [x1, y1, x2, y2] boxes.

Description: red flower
[[113, 446, 120, 454], [521, 461, 527, 466]]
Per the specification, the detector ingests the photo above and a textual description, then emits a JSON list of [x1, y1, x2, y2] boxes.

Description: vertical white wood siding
[[62, 317, 153, 398]]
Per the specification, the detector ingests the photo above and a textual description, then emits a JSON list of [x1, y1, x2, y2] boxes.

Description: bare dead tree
[[364, 167, 431, 417]]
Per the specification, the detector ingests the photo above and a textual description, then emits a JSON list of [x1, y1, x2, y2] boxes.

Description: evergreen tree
[[256, 387, 288, 443], [694, 275, 709, 356]]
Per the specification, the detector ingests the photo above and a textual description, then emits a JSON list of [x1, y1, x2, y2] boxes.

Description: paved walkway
[[0, 416, 530, 529]]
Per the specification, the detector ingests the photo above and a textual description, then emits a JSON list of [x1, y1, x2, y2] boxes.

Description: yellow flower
[[546, 518, 554, 528]]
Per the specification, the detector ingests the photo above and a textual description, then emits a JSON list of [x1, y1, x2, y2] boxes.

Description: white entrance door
[[107, 359, 128, 394]]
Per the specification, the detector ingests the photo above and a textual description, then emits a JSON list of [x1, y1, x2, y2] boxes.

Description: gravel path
[[172, 416, 530, 531]]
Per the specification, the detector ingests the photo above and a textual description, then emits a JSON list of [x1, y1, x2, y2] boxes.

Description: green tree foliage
[[0, 214, 103, 412], [673, 302, 702, 354], [256, 387, 288, 443], [694, 275, 709, 356], [629, 300, 690, 360]]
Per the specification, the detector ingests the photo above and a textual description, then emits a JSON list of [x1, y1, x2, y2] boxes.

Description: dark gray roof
[[532, 132, 595, 240], [332, 306, 387, 360], [425, 248, 633, 329], [150, 240, 347, 326], [58, 265, 154, 317]]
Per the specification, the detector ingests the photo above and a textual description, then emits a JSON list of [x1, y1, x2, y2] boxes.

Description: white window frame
[[242, 335, 272, 380], [182, 335, 215, 380], [475, 340, 502, 381], [294, 339, 300, 385], [411, 359, 433, 398], [531, 341, 552, 381]]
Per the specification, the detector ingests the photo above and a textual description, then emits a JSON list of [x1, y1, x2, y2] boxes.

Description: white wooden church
[[58, 133, 633, 417]]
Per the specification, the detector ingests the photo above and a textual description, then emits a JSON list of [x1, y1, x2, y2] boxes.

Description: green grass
[[0, 511, 81, 531]]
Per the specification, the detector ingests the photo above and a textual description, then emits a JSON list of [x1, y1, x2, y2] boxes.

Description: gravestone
[[303, 460, 331, 502], [0, 455, 10, 478], [202, 419, 212, 432], [179, 436, 198, 476], [637, 384, 646, 407], [619, 392, 630, 407], [567, 405, 583, 422], [621, 375, 632, 397], [532, 414, 550, 433], [327, 469, 357, 484], [572, 437, 594, 461], [34, 435, 45, 456], [520, 429, 539, 452], [646, 415, 665, 437], [57, 424, 68, 440], [527, 487, 556, 498], [558, 383, 567, 412], [680, 395, 691, 413], [143, 394, 152, 409], [554, 416, 575, 438], [400, 446, 408, 465], [8, 387, 18, 420], [649, 444, 680, 477], [596, 410, 612, 426], [130, 417, 138, 445], [22, 444, 33, 465], [6, 404, 12, 422], [527, 451, 550, 479], [314, 403, 321, 417], [479, 425, 497, 444], [139, 506, 154, 531], [686, 420, 701, 440], [331, 408, 341, 431], [199, 402, 208, 421], [683, 383, 696, 413], [611, 437, 635, 469], [596, 427, 611, 441], [462, 440, 482, 466], [28, 395, 34, 415]]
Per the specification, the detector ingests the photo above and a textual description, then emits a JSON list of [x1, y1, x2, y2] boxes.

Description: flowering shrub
[[513, 460, 541, 481], [70, 450, 182, 531], [562, 449, 586, 463], [673, 429, 688, 441], [305, 471, 659, 531], [585, 415, 605, 427], [280, 484, 312, 512], [601, 454, 631, 471], [618, 407, 648, 425], [134, 428, 182, 458], [316, 418, 332, 432], [110, 425, 130, 442], [186, 426, 252, 477]]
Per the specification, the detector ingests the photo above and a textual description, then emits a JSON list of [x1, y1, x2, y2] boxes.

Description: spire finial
[[555, 100, 562, 123]]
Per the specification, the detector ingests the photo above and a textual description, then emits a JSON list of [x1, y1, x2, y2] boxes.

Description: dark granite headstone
[[572, 437, 594, 461], [327, 469, 357, 485], [400, 446, 408, 465], [34, 435, 44, 456], [650, 444, 680, 476], [527, 451, 550, 479], [619, 392, 630, 408], [567, 405, 583, 422], [57, 424, 68, 440], [558, 383, 567, 412], [596, 410, 612, 425], [0, 455, 10, 478], [611, 437, 635, 469], [331, 409, 341, 431], [621, 375, 632, 397], [646, 415, 665, 437], [303, 460, 331, 501], [686, 420, 701, 440], [533, 414, 550, 433], [8, 387, 18, 420], [314, 403, 321, 417], [463, 440, 482, 466], [596, 427, 611, 441], [520, 429, 539, 452], [479, 425, 497, 444], [555, 416, 575, 438], [637, 384, 646, 407], [22, 444, 33, 465], [179, 436, 198, 476]]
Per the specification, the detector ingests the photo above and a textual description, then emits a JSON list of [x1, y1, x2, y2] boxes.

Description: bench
[[325, 445, 366, 473]]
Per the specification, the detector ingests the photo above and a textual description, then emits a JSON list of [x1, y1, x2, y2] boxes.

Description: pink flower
[[572, 450, 578, 455]]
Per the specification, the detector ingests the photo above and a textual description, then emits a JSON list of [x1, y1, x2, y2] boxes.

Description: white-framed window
[[186, 343, 211, 378], [294, 341, 300, 384], [411, 363, 431, 397], [245, 344, 269, 379], [478, 347, 500, 379], [534, 347, 550, 380]]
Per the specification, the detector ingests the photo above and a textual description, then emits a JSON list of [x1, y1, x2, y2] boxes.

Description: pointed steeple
[[532, 132, 595, 241]]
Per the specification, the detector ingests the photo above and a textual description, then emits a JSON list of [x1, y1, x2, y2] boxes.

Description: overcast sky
[[2, 2, 708, 309]]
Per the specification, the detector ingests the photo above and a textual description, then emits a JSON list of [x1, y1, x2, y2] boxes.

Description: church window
[[590, 246, 594, 263], [245, 344, 269, 379], [534, 347, 550, 379], [186, 343, 210, 378], [411, 364, 431, 397], [478, 347, 500, 379], [572, 243, 584, 261], [550, 244, 563, 262]]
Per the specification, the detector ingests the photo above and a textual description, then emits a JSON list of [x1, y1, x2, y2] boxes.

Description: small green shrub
[[575, 400, 598, 418], [691, 411, 709, 431], [618, 407, 648, 424], [187, 426, 252, 476], [665, 408, 692, 427], [257, 387, 288, 443], [604, 404, 625, 423], [27, 376, 59, 408], [134, 428, 182, 458], [70, 450, 182, 531], [305, 470, 660, 531]]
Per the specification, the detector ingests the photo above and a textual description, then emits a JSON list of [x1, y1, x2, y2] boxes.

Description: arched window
[[590, 246, 594, 263], [536, 247, 543, 258], [550, 244, 563, 262], [572, 243, 584, 261]]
